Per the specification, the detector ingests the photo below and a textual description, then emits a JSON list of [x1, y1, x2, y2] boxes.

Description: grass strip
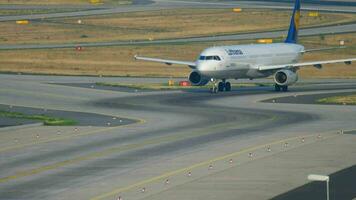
[[317, 94, 356, 105], [96, 82, 271, 90], [0, 110, 77, 126]]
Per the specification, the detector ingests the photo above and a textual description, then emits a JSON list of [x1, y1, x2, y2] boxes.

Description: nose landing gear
[[274, 84, 288, 92], [210, 79, 232, 93]]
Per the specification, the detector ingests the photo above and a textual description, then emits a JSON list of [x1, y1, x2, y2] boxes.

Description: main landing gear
[[274, 84, 288, 92], [210, 79, 231, 93]]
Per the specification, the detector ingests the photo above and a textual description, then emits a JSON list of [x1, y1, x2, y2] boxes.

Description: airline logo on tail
[[285, 0, 301, 44]]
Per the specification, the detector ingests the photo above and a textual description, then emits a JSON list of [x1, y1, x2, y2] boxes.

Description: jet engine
[[274, 69, 298, 86], [188, 71, 210, 86]]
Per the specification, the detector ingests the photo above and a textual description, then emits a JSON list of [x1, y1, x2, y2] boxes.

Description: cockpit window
[[199, 56, 206, 60], [206, 56, 214, 60], [199, 55, 221, 61]]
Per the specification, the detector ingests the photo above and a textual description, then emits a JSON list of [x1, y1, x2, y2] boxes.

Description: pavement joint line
[[0, 102, 146, 153], [0, 118, 273, 184], [140, 133, 348, 200], [0, 126, 118, 154], [91, 133, 340, 200], [0, 118, 146, 154], [43, 82, 141, 95], [0, 102, 146, 126], [0, 101, 275, 154], [0, 88, 89, 101]]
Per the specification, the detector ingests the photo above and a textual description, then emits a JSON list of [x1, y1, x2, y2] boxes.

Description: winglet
[[285, 0, 301, 44]]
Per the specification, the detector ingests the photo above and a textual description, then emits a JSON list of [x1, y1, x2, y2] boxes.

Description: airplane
[[135, 0, 355, 93]]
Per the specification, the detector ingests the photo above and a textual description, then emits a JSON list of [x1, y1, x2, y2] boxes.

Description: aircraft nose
[[197, 62, 217, 72], [197, 62, 211, 71]]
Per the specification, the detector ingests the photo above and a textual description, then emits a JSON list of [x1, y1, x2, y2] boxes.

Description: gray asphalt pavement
[[0, 74, 355, 199], [0, 104, 136, 127]]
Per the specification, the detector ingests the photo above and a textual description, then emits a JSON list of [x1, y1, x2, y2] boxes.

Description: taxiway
[[0, 74, 355, 199]]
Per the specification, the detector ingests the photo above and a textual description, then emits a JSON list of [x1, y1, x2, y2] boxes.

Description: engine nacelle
[[274, 69, 298, 86], [188, 71, 210, 86]]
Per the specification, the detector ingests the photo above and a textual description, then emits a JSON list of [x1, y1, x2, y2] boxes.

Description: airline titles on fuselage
[[225, 49, 244, 56]]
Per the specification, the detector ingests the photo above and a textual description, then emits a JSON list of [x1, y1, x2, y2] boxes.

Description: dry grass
[[318, 94, 356, 105], [298, 33, 356, 78], [0, 33, 354, 78], [0, 9, 354, 45], [0, 9, 81, 16], [0, 8, 355, 78], [0, 45, 193, 77]]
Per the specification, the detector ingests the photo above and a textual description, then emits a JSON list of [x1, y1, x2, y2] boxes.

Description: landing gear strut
[[210, 79, 232, 93], [210, 79, 218, 93], [275, 84, 288, 92]]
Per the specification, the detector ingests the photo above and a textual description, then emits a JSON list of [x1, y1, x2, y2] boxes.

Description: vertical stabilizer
[[285, 0, 301, 43]]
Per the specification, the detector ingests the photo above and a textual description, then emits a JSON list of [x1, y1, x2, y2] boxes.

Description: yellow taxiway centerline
[[0, 118, 145, 154], [0, 119, 272, 184], [91, 133, 340, 200]]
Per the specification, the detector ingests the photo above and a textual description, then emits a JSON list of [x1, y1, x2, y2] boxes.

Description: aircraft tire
[[225, 82, 231, 91], [274, 84, 281, 92], [218, 82, 225, 92]]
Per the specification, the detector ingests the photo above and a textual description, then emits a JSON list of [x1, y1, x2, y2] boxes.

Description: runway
[[0, 74, 355, 199]]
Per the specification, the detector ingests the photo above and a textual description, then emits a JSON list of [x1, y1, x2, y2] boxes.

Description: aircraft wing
[[302, 46, 346, 53], [258, 58, 356, 71], [134, 55, 197, 69]]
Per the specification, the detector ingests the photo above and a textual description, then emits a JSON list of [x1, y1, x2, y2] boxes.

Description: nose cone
[[197, 62, 214, 72]]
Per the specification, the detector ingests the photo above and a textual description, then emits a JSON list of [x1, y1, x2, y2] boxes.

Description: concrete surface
[[0, 74, 355, 200]]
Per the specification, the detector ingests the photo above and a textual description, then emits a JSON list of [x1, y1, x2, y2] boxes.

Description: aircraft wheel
[[218, 82, 225, 92], [274, 84, 281, 92], [225, 82, 231, 91]]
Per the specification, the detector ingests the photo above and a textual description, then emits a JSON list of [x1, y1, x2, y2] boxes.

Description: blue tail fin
[[285, 0, 301, 43]]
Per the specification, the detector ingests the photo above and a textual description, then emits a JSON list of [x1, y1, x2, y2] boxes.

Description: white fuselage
[[196, 43, 304, 79]]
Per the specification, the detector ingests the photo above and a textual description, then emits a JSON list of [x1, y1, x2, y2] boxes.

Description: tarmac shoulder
[[0, 104, 137, 128], [262, 91, 356, 105]]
